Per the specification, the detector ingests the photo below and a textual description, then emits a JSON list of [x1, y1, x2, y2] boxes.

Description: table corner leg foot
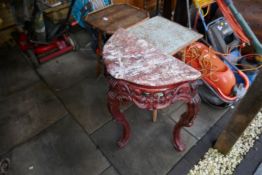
[[173, 92, 200, 151], [108, 92, 131, 148], [173, 126, 186, 151]]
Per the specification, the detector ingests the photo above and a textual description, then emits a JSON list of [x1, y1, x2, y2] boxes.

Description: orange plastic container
[[184, 42, 236, 97]]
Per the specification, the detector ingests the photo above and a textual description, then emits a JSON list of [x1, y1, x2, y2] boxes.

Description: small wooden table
[[85, 4, 149, 74], [103, 20, 202, 151]]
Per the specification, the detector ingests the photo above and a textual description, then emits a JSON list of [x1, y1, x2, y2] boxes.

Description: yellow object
[[255, 55, 262, 62], [193, 0, 215, 7]]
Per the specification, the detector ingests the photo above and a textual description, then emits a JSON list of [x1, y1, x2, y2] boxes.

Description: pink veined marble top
[[103, 29, 201, 87]]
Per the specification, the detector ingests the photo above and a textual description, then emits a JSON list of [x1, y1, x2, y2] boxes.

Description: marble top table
[[103, 26, 202, 151], [103, 28, 201, 86], [128, 16, 203, 55]]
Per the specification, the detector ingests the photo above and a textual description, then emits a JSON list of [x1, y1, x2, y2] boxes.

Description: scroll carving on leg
[[173, 84, 200, 152], [107, 90, 131, 148]]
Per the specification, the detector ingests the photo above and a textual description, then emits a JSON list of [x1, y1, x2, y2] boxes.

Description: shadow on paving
[[0, 46, 39, 97], [0, 82, 67, 155], [168, 103, 229, 139], [57, 76, 112, 134], [4, 115, 110, 175]]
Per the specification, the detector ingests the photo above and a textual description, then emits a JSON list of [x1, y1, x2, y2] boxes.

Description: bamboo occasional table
[[103, 17, 202, 151], [85, 4, 149, 74]]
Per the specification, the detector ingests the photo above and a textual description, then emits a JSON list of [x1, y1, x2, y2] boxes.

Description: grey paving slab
[[92, 105, 197, 175], [37, 51, 97, 91], [5, 115, 110, 175], [100, 167, 119, 175], [0, 82, 67, 155], [58, 77, 112, 134], [0, 46, 39, 97], [254, 162, 262, 175], [159, 101, 184, 117], [183, 125, 221, 166], [234, 141, 262, 175], [167, 158, 192, 175], [215, 106, 235, 129], [169, 102, 229, 139]]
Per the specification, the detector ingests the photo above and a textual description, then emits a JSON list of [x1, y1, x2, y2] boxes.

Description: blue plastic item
[[224, 51, 247, 85], [72, 0, 111, 27], [226, 49, 258, 84]]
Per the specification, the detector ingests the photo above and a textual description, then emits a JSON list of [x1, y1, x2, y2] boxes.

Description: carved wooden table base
[[106, 75, 200, 152]]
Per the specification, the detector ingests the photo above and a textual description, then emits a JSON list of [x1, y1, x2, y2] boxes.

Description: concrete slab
[[254, 162, 262, 175], [215, 106, 235, 129], [169, 102, 229, 139], [183, 126, 221, 166], [100, 167, 119, 175], [37, 51, 97, 91], [5, 115, 110, 175], [0, 46, 39, 97], [92, 105, 197, 175], [167, 158, 192, 175], [58, 77, 112, 134], [159, 101, 184, 117], [0, 82, 67, 154], [234, 141, 262, 175]]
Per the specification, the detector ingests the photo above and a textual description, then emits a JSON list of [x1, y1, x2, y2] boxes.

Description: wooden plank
[[214, 71, 262, 154], [85, 4, 149, 34]]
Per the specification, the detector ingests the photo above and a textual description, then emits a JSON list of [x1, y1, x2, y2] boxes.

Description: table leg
[[96, 30, 103, 76], [107, 90, 131, 148], [173, 91, 200, 151], [152, 110, 158, 122]]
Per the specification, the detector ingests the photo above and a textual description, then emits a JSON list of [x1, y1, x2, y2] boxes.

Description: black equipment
[[207, 17, 240, 53]]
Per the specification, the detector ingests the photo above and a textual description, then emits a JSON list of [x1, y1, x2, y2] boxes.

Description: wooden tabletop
[[85, 4, 149, 34], [128, 16, 203, 55]]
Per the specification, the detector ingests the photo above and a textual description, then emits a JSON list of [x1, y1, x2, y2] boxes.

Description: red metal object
[[70, 20, 78, 27], [34, 42, 58, 55], [106, 74, 200, 152], [17, 33, 74, 64], [39, 44, 73, 63], [18, 33, 30, 51]]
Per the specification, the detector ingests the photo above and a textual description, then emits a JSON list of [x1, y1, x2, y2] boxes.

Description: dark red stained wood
[[214, 71, 262, 155], [106, 74, 200, 151], [85, 4, 149, 34]]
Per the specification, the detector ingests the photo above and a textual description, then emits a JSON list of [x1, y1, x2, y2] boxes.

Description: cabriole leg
[[173, 92, 200, 151], [107, 91, 131, 148]]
